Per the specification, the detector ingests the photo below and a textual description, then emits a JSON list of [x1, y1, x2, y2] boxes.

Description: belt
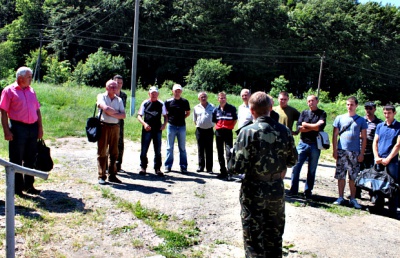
[[10, 119, 37, 126], [101, 122, 119, 126], [246, 173, 282, 182]]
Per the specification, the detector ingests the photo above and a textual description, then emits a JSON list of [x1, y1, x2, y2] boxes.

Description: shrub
[[161, 80, 176, 90], [71, 48, 127, 87], [185, 58, 232, 93], [43, 56, 71, 84], [270, 75, 289, 98], [303, 88, 331, 103]]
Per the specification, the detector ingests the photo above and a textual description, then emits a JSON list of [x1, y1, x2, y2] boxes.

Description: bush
[[43, 56, 71, 84], [185, 58, 232, 93], [161, 80, 176, 90], [270, 75, 289, 98], [303, 88, 331, 103], [71, 48, 127, 87]]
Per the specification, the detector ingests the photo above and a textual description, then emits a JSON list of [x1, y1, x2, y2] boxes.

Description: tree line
[[0, 0, 399, 103]]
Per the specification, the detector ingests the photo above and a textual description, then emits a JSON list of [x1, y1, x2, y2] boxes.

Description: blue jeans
[[290, 141, 321, 195], [140, 129, 162, 170], [165, 124, 187, 170]]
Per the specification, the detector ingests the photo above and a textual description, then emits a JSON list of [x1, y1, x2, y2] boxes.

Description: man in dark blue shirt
[[372, 104, 400, 217]]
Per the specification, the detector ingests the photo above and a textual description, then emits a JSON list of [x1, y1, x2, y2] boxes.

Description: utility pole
[[130, 0, 140, 116], [317, 51, 325, 99], [33, 31, 43, 82]]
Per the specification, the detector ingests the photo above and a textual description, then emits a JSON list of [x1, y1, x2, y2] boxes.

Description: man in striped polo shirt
[[212, 91, 237, 179]]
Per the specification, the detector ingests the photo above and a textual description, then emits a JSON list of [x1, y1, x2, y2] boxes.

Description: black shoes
[[181, 168, 188, 174], [196, 167, 204, 172], [217, 173, 228, 179], [26, 187, 41, 195], [108, 176, 122, 183]]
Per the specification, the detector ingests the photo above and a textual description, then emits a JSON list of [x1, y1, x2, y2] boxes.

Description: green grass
[[1, 82, 399, 160]]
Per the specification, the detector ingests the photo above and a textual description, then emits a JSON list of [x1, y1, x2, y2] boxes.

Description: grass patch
[[194, 191, 206, 198], [111, 224, 138, 235], [99, 188, 201, 257], [323, 204, 360, 216]]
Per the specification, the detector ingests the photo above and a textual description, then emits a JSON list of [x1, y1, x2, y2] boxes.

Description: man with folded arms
[[96, 79, 126, 184]]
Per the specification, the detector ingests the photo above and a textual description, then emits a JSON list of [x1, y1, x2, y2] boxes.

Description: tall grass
[[0, 83, 398, 160]]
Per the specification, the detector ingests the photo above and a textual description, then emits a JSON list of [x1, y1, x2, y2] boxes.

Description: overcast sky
[[358, 0, 400, 6]]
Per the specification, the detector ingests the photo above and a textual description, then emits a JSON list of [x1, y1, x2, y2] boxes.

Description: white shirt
[[237, 103, 252, 129]]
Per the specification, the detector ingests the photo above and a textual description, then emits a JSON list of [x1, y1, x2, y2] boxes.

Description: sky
[[358, 0, 400, 6]]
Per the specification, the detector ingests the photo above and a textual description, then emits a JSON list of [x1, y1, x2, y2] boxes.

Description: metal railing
[[0, 159, 49, 258]]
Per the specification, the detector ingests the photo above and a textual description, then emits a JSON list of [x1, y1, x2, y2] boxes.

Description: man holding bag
[[288, 95, 327, 199], [372, 105, 400, 218]]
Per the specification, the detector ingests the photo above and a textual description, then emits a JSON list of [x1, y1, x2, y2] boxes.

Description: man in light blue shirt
[[332, 96, 367, 209]]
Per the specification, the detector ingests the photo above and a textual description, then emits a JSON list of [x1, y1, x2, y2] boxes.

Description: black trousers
[[195, 127, 214, 171], [9, 120, 38, 193], [116, 119, 124, 170], [215, 129, 233, 174]]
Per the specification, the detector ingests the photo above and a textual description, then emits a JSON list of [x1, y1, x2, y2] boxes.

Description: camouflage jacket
[[230, 116, 297, 177]]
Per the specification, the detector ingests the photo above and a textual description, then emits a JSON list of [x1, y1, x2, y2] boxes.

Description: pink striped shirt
[[0, 82, 40, 124]]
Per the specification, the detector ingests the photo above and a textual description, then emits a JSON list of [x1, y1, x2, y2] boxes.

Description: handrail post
[[5, 166, 15, 258]]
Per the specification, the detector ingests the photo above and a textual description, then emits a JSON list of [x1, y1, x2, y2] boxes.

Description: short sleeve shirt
[[237, 103, 253, 129], [97, 92, 125, 124], [165, 97, 190, 126], [273, 105, 300, 131], [193, 102, 215, 129], [333, 114, 368, 152], [0, 82, 40, 124], [375, 120, 400, 160], [298, 109, 327, 144], [138, 99, 166, 130]]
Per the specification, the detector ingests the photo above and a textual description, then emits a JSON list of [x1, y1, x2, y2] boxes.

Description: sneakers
[[108, 176, 122, 183], [165, 167, 171, 173], [98, 178, 106, 185], [139, 168, 147, 175], [333, 197, 345, 205], [350, 199, 362, 209]]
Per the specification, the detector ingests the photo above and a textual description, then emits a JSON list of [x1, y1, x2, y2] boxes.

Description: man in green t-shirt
[[273, 91, 300, 135]]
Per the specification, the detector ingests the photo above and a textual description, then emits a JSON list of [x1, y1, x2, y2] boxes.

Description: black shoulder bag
[[86, 104, 103, 142], [35, 139, 54, 172]]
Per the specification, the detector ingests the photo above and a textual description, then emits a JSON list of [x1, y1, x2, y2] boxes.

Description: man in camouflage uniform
[[230, 91, 297, 257]]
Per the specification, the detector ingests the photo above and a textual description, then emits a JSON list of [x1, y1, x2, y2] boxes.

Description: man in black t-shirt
[[288, 95, 327, 199], [164, 84, 191, 173], [137, 86, 167, 176]]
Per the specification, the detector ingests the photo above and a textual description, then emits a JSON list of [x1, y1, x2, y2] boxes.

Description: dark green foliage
[[185, 58, 232, 93], [71, 48, 127, 87]]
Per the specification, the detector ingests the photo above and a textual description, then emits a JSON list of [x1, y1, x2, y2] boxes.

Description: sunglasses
[[365, 106, 374, 110]]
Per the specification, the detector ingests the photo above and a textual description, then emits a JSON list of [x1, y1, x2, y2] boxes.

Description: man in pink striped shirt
[[0, 67, 43, 196]]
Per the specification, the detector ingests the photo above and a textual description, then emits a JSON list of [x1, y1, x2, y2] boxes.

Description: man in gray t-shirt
[[332, 96, 367, 209]]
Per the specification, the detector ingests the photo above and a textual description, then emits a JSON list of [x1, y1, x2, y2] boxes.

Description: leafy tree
[[185, 58, 232, 93]]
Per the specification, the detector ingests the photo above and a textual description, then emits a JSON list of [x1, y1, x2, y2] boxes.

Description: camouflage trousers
[[240, 180, 285, 258]]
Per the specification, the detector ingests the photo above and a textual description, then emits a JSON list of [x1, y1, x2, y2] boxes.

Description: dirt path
[[2, 137, 400, 257]]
